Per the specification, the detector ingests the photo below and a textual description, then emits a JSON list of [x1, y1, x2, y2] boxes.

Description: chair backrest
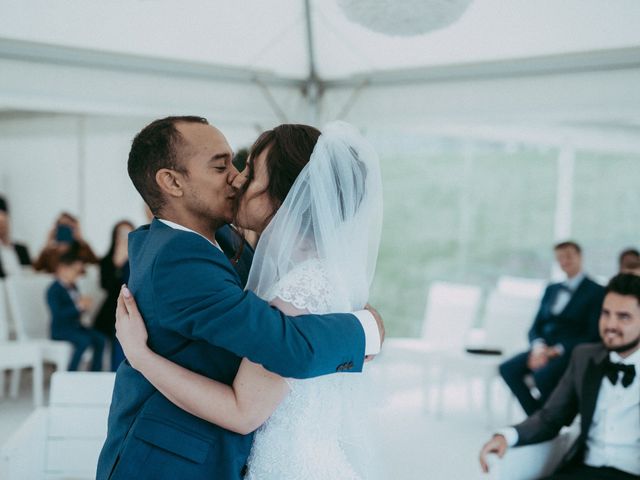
[[45, 372, 115, 479], [76, 264, 107, 321], [480, 290, 540, 354], [5, 274, 55, 340], [0, 279, 9, 342], [496, 275, 546, 300], [420, 281, 482, 348]]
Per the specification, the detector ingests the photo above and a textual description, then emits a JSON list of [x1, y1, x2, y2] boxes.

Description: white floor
[[0, 361, 525, 480]]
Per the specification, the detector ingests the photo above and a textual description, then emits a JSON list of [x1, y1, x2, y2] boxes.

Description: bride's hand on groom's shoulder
[[364, 303, 384, 360], [115, 285, 151, 370]]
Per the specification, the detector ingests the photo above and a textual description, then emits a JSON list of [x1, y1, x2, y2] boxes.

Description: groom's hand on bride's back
[[364, 303, 384, 361]]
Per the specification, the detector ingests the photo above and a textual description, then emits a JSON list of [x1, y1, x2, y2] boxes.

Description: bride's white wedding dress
[[243, 121, 383, 479], [246, 259, 364, 480]]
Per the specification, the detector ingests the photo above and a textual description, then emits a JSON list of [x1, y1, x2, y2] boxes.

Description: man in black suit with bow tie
[[480, 273, 640, 479], [499, 241, 605, 415]]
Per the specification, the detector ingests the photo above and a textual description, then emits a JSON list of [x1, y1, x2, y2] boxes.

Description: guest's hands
[[479, 434, 508, 473], [527, 348, 549, 370], [364, 303, 384, 361], [115, 285, 151, 370], [77, 296, 93, 312]]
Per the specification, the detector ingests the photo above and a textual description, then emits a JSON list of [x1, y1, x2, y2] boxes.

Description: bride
[[115, 121, 382, 479]]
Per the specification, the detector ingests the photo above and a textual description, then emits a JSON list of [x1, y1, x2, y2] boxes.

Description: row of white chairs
[[0, 371, 115, 480], [383, 276, 545, 425], [0, 267, 106, 406]]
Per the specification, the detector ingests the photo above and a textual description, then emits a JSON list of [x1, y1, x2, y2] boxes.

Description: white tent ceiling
[[1, 0, 640, 148], [2, 0, 640, 79]]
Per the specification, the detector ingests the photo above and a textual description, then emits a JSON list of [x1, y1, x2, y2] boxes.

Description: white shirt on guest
[[157, 218, 381, 356], [0, 243, 22, 275], [550, 272, 585, 315], [499, 347, 640, 476], [584, 348, 640, 475]]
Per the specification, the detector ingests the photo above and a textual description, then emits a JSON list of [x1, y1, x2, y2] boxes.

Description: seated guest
[[48, 246, 105, 371], [619, 248, 640, 274], [480, 273, 640, 479], [93, 220, 134, 371], [621, 259, 640, 277], [0, 195, 32, 277], [34, 212, 98, 273], [499, 241, 605, 415]]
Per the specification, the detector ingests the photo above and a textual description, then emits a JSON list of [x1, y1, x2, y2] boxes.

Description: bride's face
[[233, 148, 277, 234]]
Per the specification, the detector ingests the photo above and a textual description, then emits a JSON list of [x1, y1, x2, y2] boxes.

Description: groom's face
[[176, 122, 238, 225]]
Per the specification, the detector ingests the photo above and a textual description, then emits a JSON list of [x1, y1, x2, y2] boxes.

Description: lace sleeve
[[270, 259, 333, 314]]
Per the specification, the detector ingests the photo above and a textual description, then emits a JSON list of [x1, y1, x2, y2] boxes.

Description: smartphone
[[55, 224, 74, 244]]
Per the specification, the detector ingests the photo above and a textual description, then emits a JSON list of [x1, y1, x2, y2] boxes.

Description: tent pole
[[254, 79, 289, 123], [303, 0, 322, 125]]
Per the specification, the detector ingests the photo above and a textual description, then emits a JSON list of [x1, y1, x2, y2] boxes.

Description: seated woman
[[34, 212, 98, 273], [93, 220, 134, 371]]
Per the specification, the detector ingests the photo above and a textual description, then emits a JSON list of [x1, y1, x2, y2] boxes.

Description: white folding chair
[[436, 290, 540, 424], [5, 275, 73, 391], [486, 424, 580, 480], [496, 276, 546, 300], [76, 264, 107, 323], [383, 281, 483, 413], [0, 371, 115, 480], [0, 279, 43, 406]]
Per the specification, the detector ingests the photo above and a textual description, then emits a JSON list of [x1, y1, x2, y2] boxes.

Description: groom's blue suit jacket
[[97, 220, 366, 480]]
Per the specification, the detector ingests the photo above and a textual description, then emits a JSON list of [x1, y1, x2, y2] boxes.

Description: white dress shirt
[[550, 272, 585, 315], [584, 348, 640, 475], [499, 348, 640, 476], [157, 219, 380, 356], [0, 243, 22, 275]]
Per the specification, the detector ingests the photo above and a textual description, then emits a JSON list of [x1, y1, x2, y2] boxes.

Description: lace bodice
[[246, 259, 363, 480], [267, 258, 334, 314]]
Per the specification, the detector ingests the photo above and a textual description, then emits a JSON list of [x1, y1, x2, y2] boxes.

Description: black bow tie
[[603, 359, 636, 388], [557, 284, 573, 294]]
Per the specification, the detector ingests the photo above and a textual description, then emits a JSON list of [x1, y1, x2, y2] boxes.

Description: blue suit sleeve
[[528, 286, 553, 344], [149, 234, 366, 379], [47, 283, 81, 327]]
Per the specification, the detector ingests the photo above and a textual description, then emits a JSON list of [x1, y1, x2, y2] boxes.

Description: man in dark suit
[[97, 116, 384, 480], [0, 196, 32, 277], [499, 241, 605, 415], [480, 273, 640, 479]]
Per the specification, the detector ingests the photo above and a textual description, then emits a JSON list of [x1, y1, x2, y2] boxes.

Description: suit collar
[[556, 276, 591, 314], [579, 345, 608, 440]]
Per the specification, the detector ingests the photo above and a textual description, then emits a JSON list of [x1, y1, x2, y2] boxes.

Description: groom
[[97, 116, 384, 479]]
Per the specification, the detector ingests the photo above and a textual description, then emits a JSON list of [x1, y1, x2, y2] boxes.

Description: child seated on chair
[[47, 245, 105, 371]]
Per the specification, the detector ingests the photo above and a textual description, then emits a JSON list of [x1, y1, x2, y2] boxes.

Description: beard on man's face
[[602, 329, 640, 353]]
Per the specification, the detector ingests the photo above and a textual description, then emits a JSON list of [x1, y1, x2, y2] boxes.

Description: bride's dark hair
[[243, 124, 321, 210]]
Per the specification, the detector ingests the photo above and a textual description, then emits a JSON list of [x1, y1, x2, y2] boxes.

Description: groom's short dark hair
[[128, 115, 208, 216]]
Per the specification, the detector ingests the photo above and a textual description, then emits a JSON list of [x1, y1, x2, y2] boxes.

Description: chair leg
[[0, 370, 5, 398], [9, 367, 21, 398], [484, 374, 494, 428], [435, 366, 445, 419], [421, 365, 431, 413], [506, 394, 515, 423], [32, 363, 43, 407], [466, 378, 475, 412]]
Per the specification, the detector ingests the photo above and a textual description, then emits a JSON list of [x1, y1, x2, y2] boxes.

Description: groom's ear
[[155, 168, 185, 199]]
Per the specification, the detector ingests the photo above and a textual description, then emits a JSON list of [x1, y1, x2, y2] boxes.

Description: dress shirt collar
[[157, 218, 222, 252], [610, 347, 640, 367], [564, 271, 585, 291]]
